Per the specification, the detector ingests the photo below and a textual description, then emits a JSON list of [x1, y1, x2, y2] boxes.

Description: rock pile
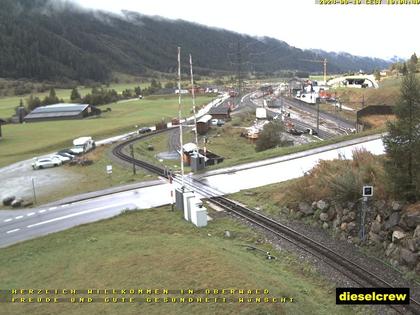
[[293, 199, 420, 272]]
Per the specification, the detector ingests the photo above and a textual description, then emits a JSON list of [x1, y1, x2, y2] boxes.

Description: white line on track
[[6, 228, 20, 234], [15, 216, 23, 219], [4, 218, 12, 222], [27, 202, 131, 229], [39, 210, 46, 213], [49, 207, 57, 210], [27, 212, 35, 217]]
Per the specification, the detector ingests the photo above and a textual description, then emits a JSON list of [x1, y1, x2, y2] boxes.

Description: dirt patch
[[0, 158, 81, 206], [84, 145, 108, 161]]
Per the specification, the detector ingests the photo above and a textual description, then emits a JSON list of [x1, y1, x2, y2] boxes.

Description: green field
[[0, 207, 368, 315], [0, 83, 152, 118], [0, 95, 213, 167]]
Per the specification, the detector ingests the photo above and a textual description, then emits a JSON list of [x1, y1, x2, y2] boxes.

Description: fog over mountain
[[0, 0, 391, 82]]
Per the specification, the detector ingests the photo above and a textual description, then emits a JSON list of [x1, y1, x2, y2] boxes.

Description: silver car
[[32, 158, 62, 170]]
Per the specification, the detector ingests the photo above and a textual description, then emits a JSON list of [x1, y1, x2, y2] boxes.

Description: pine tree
[[410, 52, 418, 65], [70, 88, 81, 102], [383, 71, 420, 202]]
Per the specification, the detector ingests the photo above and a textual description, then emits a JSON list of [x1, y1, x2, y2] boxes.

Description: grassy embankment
[[131, 110, 384, 174], [0, 95, 214, 167], [0, 206, 369, 315]]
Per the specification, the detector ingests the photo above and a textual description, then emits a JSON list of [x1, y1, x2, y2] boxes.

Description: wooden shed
[[208, 104, 231, 120], [196, 114, 212, 135]]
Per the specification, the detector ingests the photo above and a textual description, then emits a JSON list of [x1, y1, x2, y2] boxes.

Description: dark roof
[[0, 118, 6, 124], [24, 103, 89, 120], [209, 105, 231, 115]]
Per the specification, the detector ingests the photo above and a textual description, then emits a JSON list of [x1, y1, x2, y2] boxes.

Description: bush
[[255, 121, 286, 152], [288, 148, 387, 203]]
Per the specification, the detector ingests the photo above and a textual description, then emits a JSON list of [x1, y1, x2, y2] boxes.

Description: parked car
[[50, 154, 72, 164], [70, 137, 96, 155], [217, 119, 225, 126], [58, 149, 78, 157], [56, 151, 75, 159], [138, 127, 152, 134], [32, 158, 62, 170], [210, 119, 219, 126]]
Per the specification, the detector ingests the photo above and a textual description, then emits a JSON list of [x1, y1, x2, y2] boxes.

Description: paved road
[[0, 133, 385, 248]]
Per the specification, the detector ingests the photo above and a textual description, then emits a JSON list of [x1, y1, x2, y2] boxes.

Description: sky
[[72, 0, 419, 60]]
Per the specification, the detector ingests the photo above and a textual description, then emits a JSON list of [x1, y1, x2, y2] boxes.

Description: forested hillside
[[0, 0, 390, 82]]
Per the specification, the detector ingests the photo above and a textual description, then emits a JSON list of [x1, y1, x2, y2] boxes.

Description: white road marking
[[49, 207, 57, 210], [39, 210, 46, 213], [27, 202, 131, 229], [27, 212, 35, 217], [4, 218, 12, 222], [15, 216, 23, 219], [6, 228, 20, 234]]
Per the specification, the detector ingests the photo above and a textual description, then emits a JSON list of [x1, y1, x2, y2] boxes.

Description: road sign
[[362, 186, 373, 197], [106, 165, 113, 174]]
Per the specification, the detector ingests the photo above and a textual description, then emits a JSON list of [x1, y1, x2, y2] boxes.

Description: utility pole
[[31, 177, 37, 204], [236, 40, 243, 99], [177, 47, 184, 188], [129, 144, 136, 175], [189, 54, 199, 151], [316, 102, 320, 135]]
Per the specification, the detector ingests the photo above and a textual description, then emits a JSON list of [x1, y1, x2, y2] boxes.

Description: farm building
[[0, 118, 5, 139], [23, 103, 100, 123], [196, 114, 212, 135], [208, 104, 231, 120]]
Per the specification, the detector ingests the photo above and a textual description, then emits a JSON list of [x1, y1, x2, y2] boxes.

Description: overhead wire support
[[177, 47, 184, 188], [189, 54, 199, 152]]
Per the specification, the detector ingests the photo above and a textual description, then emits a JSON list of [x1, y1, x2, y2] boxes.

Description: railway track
[[112, 129, 420, 314]]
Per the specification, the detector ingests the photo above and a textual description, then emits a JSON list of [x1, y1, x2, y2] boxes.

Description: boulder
[[224, 230, 231, 238], [327, 207, 336, 220], [319, 213, 329, 222], [406, 238, 420, 252], [317, 200, 328, 211], [414, 225, 420, 238], [348, 211, 356, 221], [375, 214, 382, 223], [399, 248, 418, 267], [368, 231, 383, 244], [401, 210, 420, 229], [332, 214, 342, 229], [392, 230, 407, 243], [370, 221, 382, 234], [347, 222, 356, 232], [385, 243, 398, 257], [322, 222, 329, 230], [340, 223, 348, 231], [384, 212, 400, 230], [391, 201, 402, 212], [298, 202, 314, 215]]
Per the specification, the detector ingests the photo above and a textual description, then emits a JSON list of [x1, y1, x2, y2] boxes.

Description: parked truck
[[70, 136, 96, 155]]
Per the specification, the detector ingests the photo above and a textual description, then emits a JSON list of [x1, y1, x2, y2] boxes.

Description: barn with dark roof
[[23, 103, 100, 123]]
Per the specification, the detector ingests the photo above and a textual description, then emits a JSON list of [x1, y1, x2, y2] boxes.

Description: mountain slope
[[0, 0, 390, 82]]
